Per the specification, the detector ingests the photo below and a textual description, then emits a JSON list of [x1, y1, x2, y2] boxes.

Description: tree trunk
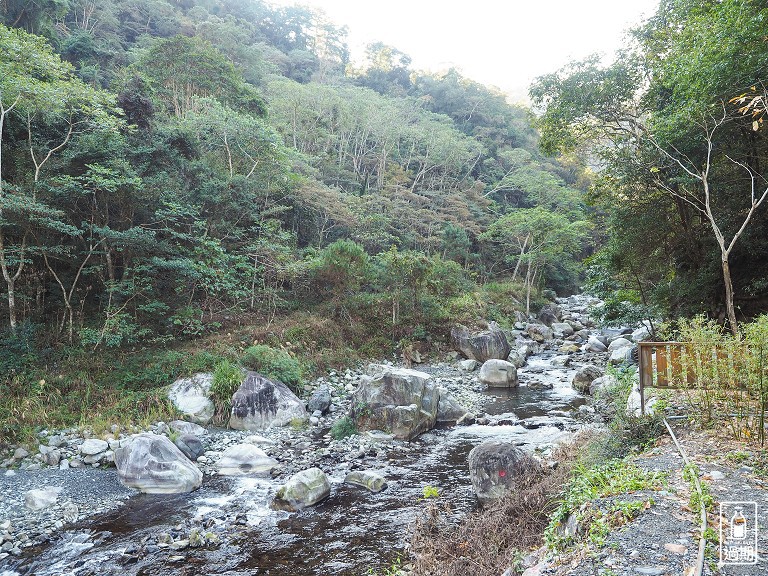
[[6, 277, 17, 332], [722, 258, 739, 336]]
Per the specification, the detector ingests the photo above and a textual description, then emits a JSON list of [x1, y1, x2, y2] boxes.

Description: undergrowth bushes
[[241, 345, 304, 393]]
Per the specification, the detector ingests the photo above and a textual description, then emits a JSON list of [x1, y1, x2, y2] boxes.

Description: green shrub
[[210, 359, 244, 423], [330, 415, 357, 440], [241, 345, 304, 393]]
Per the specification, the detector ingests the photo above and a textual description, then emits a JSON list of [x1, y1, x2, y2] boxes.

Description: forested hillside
[[532, 0, 768, 334], [0, 0, 590, 360]]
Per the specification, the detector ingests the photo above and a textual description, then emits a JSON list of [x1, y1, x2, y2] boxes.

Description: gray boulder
[[350, 365, 439, 440], [468, 441, 540, 503], [437, 390, 470, 423], [450, 324, 511, 362], [174, 433, 205, 461], [216, 443, 278, 476], [229, 372, 307, 431], [538, 303, 562, 326], [273, 467, 330, 511], [40, 448, 62, 467], [344, 470, 388, 493], [115, 434, 202, 494], [607, 336, 632, 351], [552, 322, 575, 338], [526, 323, 553, 343], [572, 365, 603, 394], [307, 385, 331, 415], [478, 359, 518, 388], [626, 383, 658, 417], [459, 359, 479, 372], [168, 373, 215, 424], [610, 345, 637, 365], [79, 439, 108, 456], [507, 348, 526, 368], [169, 420, 208, 436], [631, 325, 652, 342], [586, 336, 608, 353], [24, 487, 61, 511]]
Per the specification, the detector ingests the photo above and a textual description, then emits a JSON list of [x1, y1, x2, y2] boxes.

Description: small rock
[[635, 568, 667, 576], [13, 448, 29, 460], [459, 359, 478, 371], [344, 470, 388, 493], [79, 439, 109, 456], [24, 487, 62, 511], [663, 543, 687, 554]]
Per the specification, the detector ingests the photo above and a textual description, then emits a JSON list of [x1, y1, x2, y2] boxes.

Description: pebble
[[663, 543, 686, 554], [635, 568, 667, 576]]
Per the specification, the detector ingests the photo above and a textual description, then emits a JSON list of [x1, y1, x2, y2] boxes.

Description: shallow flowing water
[[5, 352, 589, 576]]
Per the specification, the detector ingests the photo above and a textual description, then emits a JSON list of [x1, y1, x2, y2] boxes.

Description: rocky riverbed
[[0, 294, 640, 575]]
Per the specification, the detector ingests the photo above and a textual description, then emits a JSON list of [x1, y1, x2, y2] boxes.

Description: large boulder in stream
[[450, 324, 511, 363], [538, 303, 562, 326], [478, 359, 518, 388], [350, 364, 439, 440], [272, 467, 330, 511], [167, 373, 215, 424], [115, 433, 202, 494], [468, 441, 540, 503], [229, 372, 307, 431]]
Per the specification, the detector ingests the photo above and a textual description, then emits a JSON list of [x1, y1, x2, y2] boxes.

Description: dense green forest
[[532, 0, 768, 334], [0, 0, 591, 361], [2, 0, 767, 434]]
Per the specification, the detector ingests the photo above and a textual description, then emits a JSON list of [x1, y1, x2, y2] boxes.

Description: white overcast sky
[[269, 0, 659, 102]]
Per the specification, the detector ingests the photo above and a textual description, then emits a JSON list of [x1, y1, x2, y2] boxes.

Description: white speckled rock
[[229, 372, 307, 431], [24, 487, 62, 511], [215, 443, 278, 476]]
